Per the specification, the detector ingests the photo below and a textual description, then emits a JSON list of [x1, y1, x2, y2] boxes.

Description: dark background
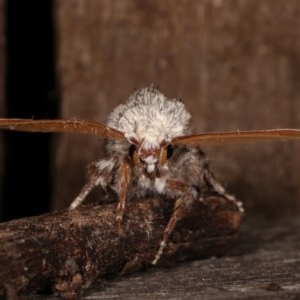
[[1, 0, 56, 220], [0, 0, 300, 221]]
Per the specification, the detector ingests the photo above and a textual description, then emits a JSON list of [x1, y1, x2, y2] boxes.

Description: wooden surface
[[24, 217, 300, 300], [0, 194, 241, 299], [0, 0, 5, 218], [53, 0, 300, 216]]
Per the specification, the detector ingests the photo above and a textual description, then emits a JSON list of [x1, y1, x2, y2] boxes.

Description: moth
[[1, 87, 300, 264]]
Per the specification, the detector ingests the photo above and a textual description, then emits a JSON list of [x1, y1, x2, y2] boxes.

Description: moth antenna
[[173, 129, 300, 146], [0, 119, 125, 140]]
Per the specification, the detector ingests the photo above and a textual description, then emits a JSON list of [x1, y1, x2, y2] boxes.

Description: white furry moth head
[[1, 87, 300, 264]]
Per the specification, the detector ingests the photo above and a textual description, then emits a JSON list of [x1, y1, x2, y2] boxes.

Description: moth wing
[[173, 129, 300, 146], [0, 119, 125, 140]]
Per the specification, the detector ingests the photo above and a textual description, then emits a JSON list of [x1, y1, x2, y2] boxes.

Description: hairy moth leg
[[204, 169, 244, 213], [69, 158, 117, 210], [152, 181, 197, 265], [115, 158, 131, 223], [69, 177, 101, 210]]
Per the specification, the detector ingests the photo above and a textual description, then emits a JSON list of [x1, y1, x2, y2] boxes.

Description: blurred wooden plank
[[0, 0, 5, 218], [53, 0, 300, 216]]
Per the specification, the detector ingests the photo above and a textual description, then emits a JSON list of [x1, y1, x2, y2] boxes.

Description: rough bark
[[0, 195, 241, 299], [83, 218, 300, 300]]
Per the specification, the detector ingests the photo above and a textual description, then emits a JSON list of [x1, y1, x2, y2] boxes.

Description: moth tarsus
[[1, 87, 300, 264]]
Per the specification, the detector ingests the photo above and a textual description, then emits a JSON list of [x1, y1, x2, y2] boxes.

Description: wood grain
[[54, 1, 300, 216], [0, 0, 5, 218]]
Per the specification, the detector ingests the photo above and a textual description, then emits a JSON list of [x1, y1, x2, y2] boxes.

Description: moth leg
[[69, 175, 101, 210], [116, 158, 131, 224], [152, 181, 196, 265], [204, 169, 244, 213], [69, 158, 117, 210]]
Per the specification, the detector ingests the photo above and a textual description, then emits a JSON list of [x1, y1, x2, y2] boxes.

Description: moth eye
[[166, 144, 174, 159], [128, 144, 137, 159]]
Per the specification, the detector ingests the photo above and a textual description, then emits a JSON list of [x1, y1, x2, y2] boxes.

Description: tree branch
[[0, 195, 242, 298]]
